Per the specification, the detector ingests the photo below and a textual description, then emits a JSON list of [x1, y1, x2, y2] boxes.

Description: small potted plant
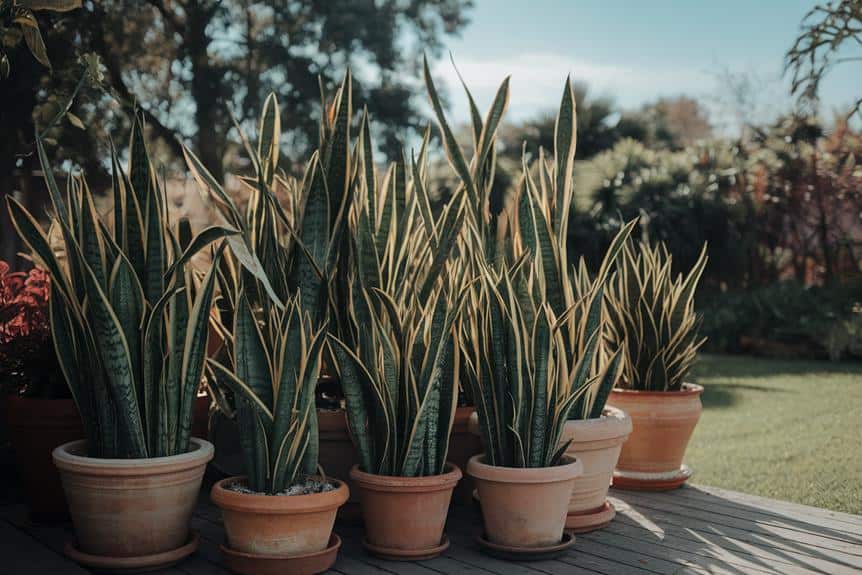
[[8, 117, 237, 571], [207, 292, 348, 575], [606, 241, 708, 490], [330, 278, 464, 561], [0, 260, 83, 521], [462, 261, 586, 559]]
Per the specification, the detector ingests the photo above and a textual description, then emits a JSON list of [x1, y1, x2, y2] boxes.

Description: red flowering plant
[[0, 260, 66, 397]]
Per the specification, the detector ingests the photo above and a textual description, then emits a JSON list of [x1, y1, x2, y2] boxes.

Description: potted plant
[[606, 240, 708, 490], [330, 279, 465, 561], [327, 113, 468, 558], [207, 290, 348, 575], [462, 260, 585, 559], [7, 117, 239, 571], [0, 260, 84, 521], [188, 81, 362, 503]]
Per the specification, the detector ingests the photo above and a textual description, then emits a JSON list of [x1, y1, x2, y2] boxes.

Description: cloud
[[434, 51, 713, 122]]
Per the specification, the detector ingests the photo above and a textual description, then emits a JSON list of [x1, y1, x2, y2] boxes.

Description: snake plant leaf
[[528, 305, 550, 467], [143, 186, 166, 303], [423, 55, 477, 209], [79, 184, 108, 289], [553, 77, 576, 231], [329, 335, 378, 473], [164, 225, 240, 282], [324, 71, 351, 231], [181, 143, 242, 228], [5, 196, 71, 298], [588, 349, 622, 419], [176, 246, 223, 451], [109, 254, 145, 421], [129, 112, 153, 205], [81, 259, 147, 458], [257, 92, 281, 186], [475, 76, 510, 181], [418, 199, 466, 303], [450, 53, 484, 148], [35, 134, 69, 228]]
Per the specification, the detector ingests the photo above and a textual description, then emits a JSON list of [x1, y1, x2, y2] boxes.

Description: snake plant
[[187, 74, 358, 475], [606, 241, 708, 392], [7, 115, 236, 458], [329, 101, 469, 477], [207, 293, 326, 493]]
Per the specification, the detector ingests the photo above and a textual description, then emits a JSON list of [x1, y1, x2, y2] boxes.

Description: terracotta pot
[[6, 396, 83, 521], [561, 407, 631, 531], [211, 476, 349, 556], [608, 384, 703, 479], [350, 463, 461, 559], [317, 408, 358, 489], [446, 407, 483, 505], [467, 454, 582, 548], [53, 438, 213, 558]]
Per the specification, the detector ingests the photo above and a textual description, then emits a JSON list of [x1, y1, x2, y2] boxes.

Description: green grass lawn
[[686, 354, 862, 515]]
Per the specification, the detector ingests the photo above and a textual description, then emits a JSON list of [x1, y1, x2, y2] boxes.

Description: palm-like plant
[[7, 116, 235, 458], [207, 293, 326, 494], [606, 241, 708, 392]]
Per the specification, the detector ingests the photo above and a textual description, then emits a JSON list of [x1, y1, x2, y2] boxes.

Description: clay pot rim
[[562, 406, 632, 443], [53, 438, 214, 476], [611, 383, 703, 398], [467, 454, 582, 484], [211, 475, 349, 514], [349, 462, 462, 493]]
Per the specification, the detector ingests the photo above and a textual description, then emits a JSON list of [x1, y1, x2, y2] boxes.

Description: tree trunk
[[187, 3, 224, 182]]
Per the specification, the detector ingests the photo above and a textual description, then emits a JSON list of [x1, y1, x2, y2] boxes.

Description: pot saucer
[[613, 464, 692, 491], [220, 533, 341, 575], [476, 531, 575, 561], [566, 500, 616, 532], [64, 530, 199, 573], [362, 534, 449, 561]]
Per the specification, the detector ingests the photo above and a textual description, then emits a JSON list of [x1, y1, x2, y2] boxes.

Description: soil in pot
[[447, 406, 482, 505], [561, 407, 631, 532], [53, 438, 213, 565], [608, 384, 703, 490], [349, 463, 461, 560], [467, 454, 582, 550], [6, 395, 83, 521], [211, 475, 349, 558]]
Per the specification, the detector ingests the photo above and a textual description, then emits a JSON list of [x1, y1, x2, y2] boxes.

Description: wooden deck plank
[[610, 499, 862, 574], [596, 516, 845, 575], [0, 520, 90, 575], [610, 492, 862, 559], [675, 485, 862, 528], [623, 487, 862, 540], [2, 482, 860, 574]]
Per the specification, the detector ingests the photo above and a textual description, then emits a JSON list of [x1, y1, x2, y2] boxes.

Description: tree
[[786, 0, 862, 121], [71, 0, 473, 180], [621, 96, 712, 150], [497, 82, 623, 161]]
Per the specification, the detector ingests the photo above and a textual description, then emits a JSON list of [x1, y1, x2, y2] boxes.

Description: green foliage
[[0, 0, 81, 78], [7, 114, 233, 458], [457, 77, 635, 468], [700, 280, 862, 361], [330, 95, 469, 477], [208, 295, 325, 494], [607, 241, 708, 392], [191, 74, 359, 480]]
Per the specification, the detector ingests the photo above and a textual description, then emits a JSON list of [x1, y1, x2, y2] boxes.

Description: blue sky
[[434, 0, 860, 130]]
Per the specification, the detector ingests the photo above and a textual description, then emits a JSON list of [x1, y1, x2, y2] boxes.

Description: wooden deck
[[2, 481, 861, 575]]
